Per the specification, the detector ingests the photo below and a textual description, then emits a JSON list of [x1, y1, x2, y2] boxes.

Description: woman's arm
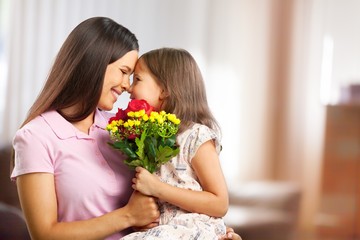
[[132, 140, 229, 218], [17, 173, 159, 240]]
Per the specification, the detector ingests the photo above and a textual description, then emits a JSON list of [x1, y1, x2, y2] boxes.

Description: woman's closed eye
[[119, 68, 128, 75]]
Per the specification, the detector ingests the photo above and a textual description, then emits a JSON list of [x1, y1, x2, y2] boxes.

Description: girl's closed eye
[[133, 76, 141, 84]]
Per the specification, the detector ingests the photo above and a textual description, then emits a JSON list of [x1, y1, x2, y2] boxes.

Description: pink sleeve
[[11, 128, 54, 180]]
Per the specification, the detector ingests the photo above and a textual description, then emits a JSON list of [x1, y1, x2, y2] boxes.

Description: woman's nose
[[121, 77, 130, 91], [127, 84, 133, 94]]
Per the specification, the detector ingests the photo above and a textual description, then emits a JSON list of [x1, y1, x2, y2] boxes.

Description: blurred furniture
[[224, 181, 301, 240], [316, 105, 360, 239], [0, 144, 30, 240]]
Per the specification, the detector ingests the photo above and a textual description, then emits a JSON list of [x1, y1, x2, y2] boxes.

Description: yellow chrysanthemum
[[127, 120, 135, 127], [156, 116, 164, 124], [111, 126, 118, 133], [150, 112, 159, 118], [139, 109, 145, 116]]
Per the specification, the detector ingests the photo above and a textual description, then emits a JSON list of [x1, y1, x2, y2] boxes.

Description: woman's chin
[[97, 103, 113, 111]]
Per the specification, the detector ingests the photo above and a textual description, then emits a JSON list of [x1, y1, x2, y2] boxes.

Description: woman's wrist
[[111, 207, 134, 232]]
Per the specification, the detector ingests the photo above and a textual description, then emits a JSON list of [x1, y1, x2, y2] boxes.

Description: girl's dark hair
[[23, 16, 139, 125], [139, 48, 220, 135]]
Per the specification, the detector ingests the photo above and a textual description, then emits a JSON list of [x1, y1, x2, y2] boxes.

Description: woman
[[11, 17, 159, 240]]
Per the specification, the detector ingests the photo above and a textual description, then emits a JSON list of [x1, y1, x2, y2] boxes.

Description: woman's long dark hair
[[25, 17, 139, 124], [11, 17, 139, 171]]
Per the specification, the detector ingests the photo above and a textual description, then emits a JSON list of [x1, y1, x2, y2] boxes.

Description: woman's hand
[[125, 190, 160, 227], [132, 218, 160, 232], [219, 227, 242, 240]]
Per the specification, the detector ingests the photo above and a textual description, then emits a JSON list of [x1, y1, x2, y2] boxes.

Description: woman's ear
[[159, 89, 169, 100]]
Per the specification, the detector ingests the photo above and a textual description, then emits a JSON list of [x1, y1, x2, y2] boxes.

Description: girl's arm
[[17, 173, 159, 240], [132, 140, 229, 217]]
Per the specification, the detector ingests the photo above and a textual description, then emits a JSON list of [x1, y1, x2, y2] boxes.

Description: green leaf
[[162, 135, 177, 147], [135, 131, 147, 160], [124, 159, 143, 169], [109, 141, 138, 159], [156, 145, 180, 165], [145, 136, 157, 160]]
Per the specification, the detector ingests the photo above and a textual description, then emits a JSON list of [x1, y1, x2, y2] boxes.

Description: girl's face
[[128, 58, 165, 110], [98, 50, 138, 111]]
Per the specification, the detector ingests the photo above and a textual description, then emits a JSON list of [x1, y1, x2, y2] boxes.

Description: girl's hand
[[132, 167, 161, 196], [219, 227, 242, 240]]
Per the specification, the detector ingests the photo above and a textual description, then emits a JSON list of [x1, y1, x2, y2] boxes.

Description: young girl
[[122, 48, 229, 240]]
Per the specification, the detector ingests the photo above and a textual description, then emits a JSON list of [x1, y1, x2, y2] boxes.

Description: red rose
[[108, 99, 154, 124], [109, 108, 127, 123], [125, 99, 154, 116]]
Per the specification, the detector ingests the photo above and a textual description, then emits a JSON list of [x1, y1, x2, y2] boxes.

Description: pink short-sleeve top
[[11, 109, 134, 239]]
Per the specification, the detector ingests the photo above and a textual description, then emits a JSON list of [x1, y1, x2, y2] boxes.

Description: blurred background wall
[[1, 0, 360, 239]]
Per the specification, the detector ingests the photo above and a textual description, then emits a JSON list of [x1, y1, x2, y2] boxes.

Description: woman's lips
[[111, 89, 120, 100]]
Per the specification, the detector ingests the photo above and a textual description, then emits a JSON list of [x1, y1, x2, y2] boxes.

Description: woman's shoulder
[[18, 112, 50, 133], [14, 110, 65, 143]]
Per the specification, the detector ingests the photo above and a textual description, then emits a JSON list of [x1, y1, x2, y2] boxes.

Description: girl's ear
[[159, 89, 169, 100]]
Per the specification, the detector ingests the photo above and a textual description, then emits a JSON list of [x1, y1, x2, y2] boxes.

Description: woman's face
[[128, 58, 164, 110], [98, 50, 138, 111]]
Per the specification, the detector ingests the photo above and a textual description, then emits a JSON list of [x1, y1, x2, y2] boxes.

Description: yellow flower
[[139, 109, 145, 116], [150, 112, 159, 117], [142, 114, 149, 121], [111, 126, 118, 133], [127, 120, 135, 127], [156, 116, 164, 124], [134, 110, 145, 118]]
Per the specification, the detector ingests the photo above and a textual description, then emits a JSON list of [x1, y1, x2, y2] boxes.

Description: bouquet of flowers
[[106, 99, 181, 173]]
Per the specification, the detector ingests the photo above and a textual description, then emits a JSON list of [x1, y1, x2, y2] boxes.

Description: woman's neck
[[61, 106, 95, 135], [72, 113, 95, 135]]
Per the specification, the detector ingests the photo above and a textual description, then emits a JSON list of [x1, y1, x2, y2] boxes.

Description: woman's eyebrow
[[119, 65, 132, 73]]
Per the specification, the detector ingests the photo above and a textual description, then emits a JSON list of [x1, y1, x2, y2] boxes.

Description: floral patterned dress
[[121, 123, 226, 240]]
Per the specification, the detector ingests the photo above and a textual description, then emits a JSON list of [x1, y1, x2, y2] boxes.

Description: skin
[[98, 50, 139, 111], [221, 228, 242, 240], [17, 50, 160, 240], [128, 58, 229, 217], [129, 58, 166, 110]]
